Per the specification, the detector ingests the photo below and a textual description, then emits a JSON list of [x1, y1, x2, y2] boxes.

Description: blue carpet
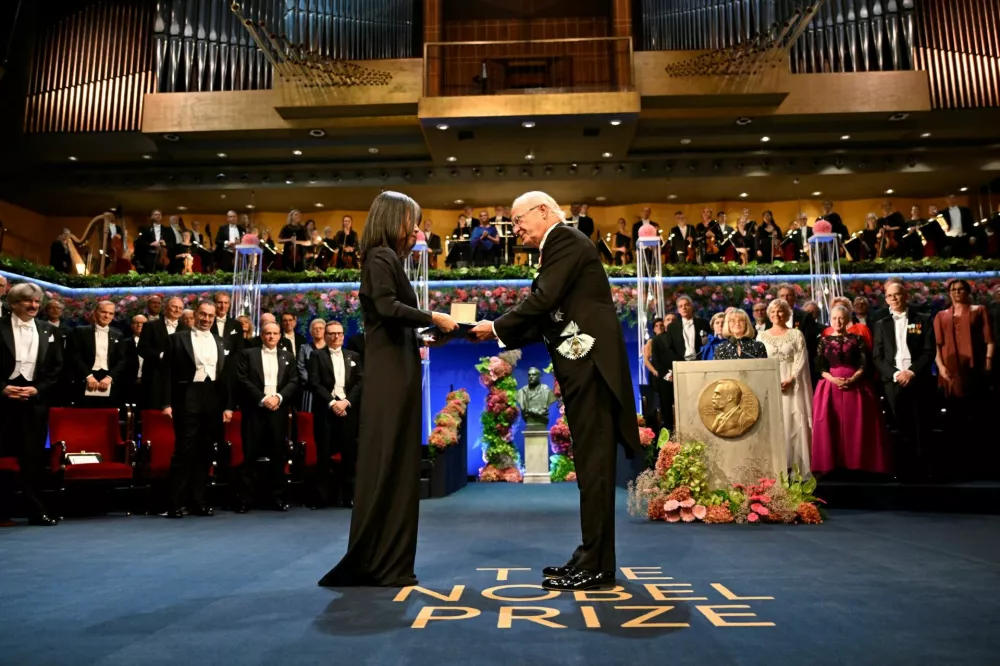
[[2, 484, 999, 665]]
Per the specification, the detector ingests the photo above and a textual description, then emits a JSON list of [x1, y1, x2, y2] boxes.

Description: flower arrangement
[[477, 351, 523, 482], [627, 433, 824, 526], [425, 388, 471, 459]]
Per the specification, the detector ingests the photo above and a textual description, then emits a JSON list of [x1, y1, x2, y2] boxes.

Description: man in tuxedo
[[214, 210, 245, 271], [213, 291, 244, 353], [137, 296, 185, 414], [788, 214, 814, 261], [234, 321, 298, 512], [650, 295, 710, 429], [126, 314, 147, 406], [0, 275, 8, 318], [566, 203, 596, 241], [471, 191, 641, 592], [666, 211, 695, 263], [136, 209, 175, 273], [157, 301, 233, 518], [307, 320, 362, 508], [873, 279, 936, 479], [631, 206, 658, 249], [0, 283, 63, 526], [247, 313, 294, 355], [279, 313, 306, 358], [421, 219, 442, 267], [942, 193, 977, 258], [67, 301, 127, 408], [145, 294, 163, 321]]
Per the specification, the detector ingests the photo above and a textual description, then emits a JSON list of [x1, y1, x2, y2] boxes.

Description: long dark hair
[[360, 191, 421, 262]]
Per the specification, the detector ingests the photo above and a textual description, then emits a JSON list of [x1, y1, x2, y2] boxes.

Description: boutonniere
[[224, 349, 230, 356], [48, 334, 55, 342], [350, 360, 357, 367]]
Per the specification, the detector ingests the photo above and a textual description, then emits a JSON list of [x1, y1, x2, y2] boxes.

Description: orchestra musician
[[566, 202, 595, 241], [941, 193, 976, 258], [729, 212, 756, 265], [787, 213, 813, 261], [631, 206, 658, 249], [612, 218, 633, 265], [214, 210, 245, 271], [278, 209, 309, 272], [421, 219, 442, 268], [876, 200, 906, 258], [818, 200, 850, 242], [170, 229, 201, 274], [756, 210, 783, 263], [667, 211, 695, 263], [136, 209, 175, 274], [859, 213, 880, 260], [258, 229, 280, 271], [49, 229, 73, 274], [333, 215, 359, 269]]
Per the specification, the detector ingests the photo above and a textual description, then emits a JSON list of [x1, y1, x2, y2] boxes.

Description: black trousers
[[314, 407, 358, 504], [656, 377, 676, 433], [237, 405, 289, 504], [882, 378, 932, 477], [560, 368, 618, 573], [0, 376, 49, 518], [166, 382, 221, 510]]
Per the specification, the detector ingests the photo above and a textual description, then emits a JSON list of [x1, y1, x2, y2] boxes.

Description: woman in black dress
[[334, 215, 359, 269], [755, 210, 783, 263], [613, 218, 633, 265], [319, 191, 458, 588], [715, 308, 768, 359]]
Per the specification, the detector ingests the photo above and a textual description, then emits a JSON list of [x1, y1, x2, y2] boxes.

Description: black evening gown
[[318, 246, 433, 587]]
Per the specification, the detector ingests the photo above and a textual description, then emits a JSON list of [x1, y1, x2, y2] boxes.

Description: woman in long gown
[[758, 299, 813, 473], [318, 191, 457, 588], [811, 305, 889, 475]]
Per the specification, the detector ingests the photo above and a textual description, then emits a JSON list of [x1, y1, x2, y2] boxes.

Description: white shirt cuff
[[491, 321, 506, 348]]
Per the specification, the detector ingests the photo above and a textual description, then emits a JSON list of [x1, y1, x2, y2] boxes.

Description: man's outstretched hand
[[470, 321, 497, 342]]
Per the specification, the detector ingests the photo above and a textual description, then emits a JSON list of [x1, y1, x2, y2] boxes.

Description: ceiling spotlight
[[292, 149, 303, 156], [402, 170, 412, 180], [524, 152, 535, 162], [245, 204, 255, 209], [592, 166, 602, 176], [141, 154, 152, 160], [308, 174, 318, 184], [454, 199, 464, 205], [739, 192, 748, 198], [449, 169, 458, 178], [885, 188, 894, 194], [220, 194, 226, 199], [68, 156, 78, 161], [217, 152, 227, 158], [544, 165, 553, 176], [960, 186, 969, 192], [888, 113, 910, 121], [595, 196, 607, 202], [177, 206, 188, 211], [568, 164, 577, 174], [668, 194, 677, 200], [920, 132, 932, 138], [736, 117, 752, 126], [309, 129, 326, 137], [761, 136, 771, 142], [472, 167, 481, 178], [521, 167, 531, 177], [315, 203, 324, 208], [447, 156, 457, 162], [285, 178, 294, 185], [615, 164, 626, 175], [841, 135, 851, 140], [812, 191, 822, 196], [496, 166, 505, 176], [602, 152, 612, 158], [680, 138, 691, 145], [368, 147, 379, 154], [609, 119, 622, 126], [436, 123, 449, 131], [163, 133, 180, 141], [522, 121, 536, 128]]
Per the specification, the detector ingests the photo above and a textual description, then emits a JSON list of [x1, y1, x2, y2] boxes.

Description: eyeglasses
[[512, 205, 542, 226], [327, 331, 345, 337]]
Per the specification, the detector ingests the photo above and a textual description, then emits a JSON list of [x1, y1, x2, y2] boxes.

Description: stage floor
[[2, 483, 998, 665]]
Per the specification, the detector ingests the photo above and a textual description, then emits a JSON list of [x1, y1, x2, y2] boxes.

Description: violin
[[685, 235, 696, 263], [705, 228, 718, 255]]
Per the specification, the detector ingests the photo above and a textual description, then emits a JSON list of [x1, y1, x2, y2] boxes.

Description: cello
[[105, 207, 133, 274]]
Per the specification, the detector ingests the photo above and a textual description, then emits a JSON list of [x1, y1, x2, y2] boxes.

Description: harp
[[66, 213, 114, 275]]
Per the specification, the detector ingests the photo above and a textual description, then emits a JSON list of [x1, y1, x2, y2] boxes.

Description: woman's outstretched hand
[[470, 321, 497, 341], [431, 311, 460, 333]]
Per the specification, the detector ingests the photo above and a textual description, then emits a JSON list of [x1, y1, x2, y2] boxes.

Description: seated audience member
[[759, 299, 813, 473], [234, 321, 299, 513], [0, 282, 64, 526], [307, 320, 363, 508], [811, 305, 890, 475], [700, 312, 728, 360], [67, 300, 127, 408], [752, 301, 768, 335], [297, 318, 327, 413], [934, 278, 994, 476], [716, 308, 768, 359], [873, 278, 936, 480]]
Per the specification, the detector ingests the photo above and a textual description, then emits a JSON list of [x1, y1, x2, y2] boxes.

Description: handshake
[[425, 311, 498, 344]]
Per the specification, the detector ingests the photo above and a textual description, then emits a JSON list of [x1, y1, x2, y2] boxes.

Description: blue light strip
[[2, 269, 997, 297]]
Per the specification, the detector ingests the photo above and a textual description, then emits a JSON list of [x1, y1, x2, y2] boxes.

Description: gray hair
[[776, 282, 796, 295], [512, 191, 567, 223], [675, 294, 693, 307], [723, 308, 756, 340], [767, 298, 792, 319], [132, 314, 148, 324], [8, 282, 43, 305], [261, 321, 280, 333], [310, 318, 327, 329], [830, 304, 852, 320], [709, 312, 726, 331]]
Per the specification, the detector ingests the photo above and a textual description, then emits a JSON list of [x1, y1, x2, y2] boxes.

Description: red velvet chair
[[224, 411, 293, 505], [136, 409, 177, 513], [294, 411, 340, 506], [48, 407, 136, 514]]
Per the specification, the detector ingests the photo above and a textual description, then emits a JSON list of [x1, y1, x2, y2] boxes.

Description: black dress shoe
[[163, 509, 184, 519], [271, 500, 289, 512], [28, 514, 59, 526], [189, 505, 214, 517], [541, 570, 616, 591], [542, 565, 577, 579], [341, 499, 354, 509]]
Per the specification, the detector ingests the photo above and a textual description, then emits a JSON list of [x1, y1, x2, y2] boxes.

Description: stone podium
[[523, 430, 551, 484], [672, 359, 787, 487]]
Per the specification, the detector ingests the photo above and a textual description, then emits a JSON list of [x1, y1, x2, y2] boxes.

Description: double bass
[[104, 206, 133, 274]]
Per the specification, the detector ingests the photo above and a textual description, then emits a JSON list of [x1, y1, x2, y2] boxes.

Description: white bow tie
[[95, 326, 109, 334], [166, 320, 178, 327], [14, 318, 33, 330], [193, 330, 212, 339], [262, 347, 278, 355], [330, 349, 342, 356], [892, 313, 907, 321]]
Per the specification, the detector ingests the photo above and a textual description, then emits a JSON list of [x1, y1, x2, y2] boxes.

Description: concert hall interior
[[1, 1, 1000, 664]]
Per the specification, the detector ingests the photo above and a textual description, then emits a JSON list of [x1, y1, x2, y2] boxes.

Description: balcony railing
[[423, 36, 634, 98]]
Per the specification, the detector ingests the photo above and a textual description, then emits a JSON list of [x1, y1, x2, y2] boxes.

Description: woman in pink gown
[[811, 305, 890, 474]]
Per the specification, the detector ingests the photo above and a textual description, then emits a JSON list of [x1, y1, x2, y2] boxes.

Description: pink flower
[[665, 511, 681, 523], [664, 499, 680, 512], [679, 498, 696, 508], [692, 505, 707, 520], [680, 508, 696, 522], [751, 503, 770, 516], [747, 513, 759, 523]]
